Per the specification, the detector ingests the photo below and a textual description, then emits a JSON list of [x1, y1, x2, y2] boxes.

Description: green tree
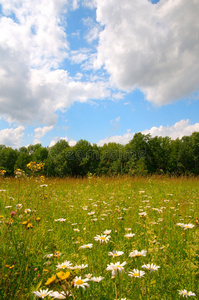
[[0, 147, 18, 175]]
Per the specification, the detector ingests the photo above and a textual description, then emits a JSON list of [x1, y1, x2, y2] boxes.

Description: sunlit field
[[0, 176, 198, 299]]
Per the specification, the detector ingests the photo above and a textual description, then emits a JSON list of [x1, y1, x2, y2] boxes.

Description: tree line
[[0, 131, 199, 177]]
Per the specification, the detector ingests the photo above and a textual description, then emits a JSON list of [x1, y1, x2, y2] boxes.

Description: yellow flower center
[[115, 265, 121, 269], [76, 279, 84, 285], [100, 237, 106, 240], [61, 265, 66, 268], [134, 273, 139, 277]]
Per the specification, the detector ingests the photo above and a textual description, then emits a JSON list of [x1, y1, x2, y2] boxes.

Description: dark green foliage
[[1, 132, 199, 177]]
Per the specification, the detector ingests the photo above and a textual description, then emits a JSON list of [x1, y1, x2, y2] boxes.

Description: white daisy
[[56, 260, 72, 270], [142, 263, 160, 272], [129, 250, 147, 257], [124, 233, 135, 238], [106, 261, 126, 276], [16, 204, 22, 209], [80, 244, 93, 249], [183, 224, 195, 230], [49, 291, 66, 299], [108, 251, 124, 257], [74, 264, 88, 270], [33, 289, 52, 298], [94, 234, 111, 243], [128, 269, 145, 278], [104, 229, 111, 234], [73, 276, 90, 290], [91, 276, 104, 282], [178, 289, 196, 297]]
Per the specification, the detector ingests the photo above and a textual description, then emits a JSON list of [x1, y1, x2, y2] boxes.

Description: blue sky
[[0, 0, 199, 148]]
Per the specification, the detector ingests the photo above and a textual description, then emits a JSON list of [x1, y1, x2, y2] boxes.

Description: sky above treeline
[[0, 0, 199, 148]]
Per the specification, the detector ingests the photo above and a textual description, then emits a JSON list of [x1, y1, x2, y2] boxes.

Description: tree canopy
[[0, 132, 199, 177]]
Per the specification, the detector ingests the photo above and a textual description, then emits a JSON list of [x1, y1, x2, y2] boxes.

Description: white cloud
[[83, 17, 101, 43], [97, 131, 134, 146], [97, 120, 199, 146], [0, 0, 110, 126], [143, 119, 199, 140], [95, 0, 199, 105], [49, 137, 77, 147], [82, 0, 97, 9], [70, 49, 89, 64], [69, 139, 77, 146], [34, 125, 54, 144], [0, 126, 25, 148]]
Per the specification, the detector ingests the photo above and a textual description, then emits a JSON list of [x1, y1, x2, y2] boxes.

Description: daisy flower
[[40, 184, 48, 188], [91, 276, 104, 282], [56, 260, 72, 270], [129, 250, 147, 257], [128, 269, 145, 278], [124, 233, 135, 238], [94, 234, 111, 243], [139, 212, 147, 217], [183, 224, 195, 230], [104, 229, 111, 234], [178, 289, 196, 297], [73, 276, 90, 290], [16, 204, 22, 209], [33, 289, 52, 298], [176, 223, 185, 227], [80, 244, 93, 249], [85, 273, 92, 279], [74, 264, 88, 270], [106, 261, 126, 276], [87, 211, 95, 215], [24, 209, 31, 213], [49, 291, 66, 299], [139, 191, 145, 194], [108, 251, 124, 257], [142, 263, 160, 272], [54, 218, 66, 222]]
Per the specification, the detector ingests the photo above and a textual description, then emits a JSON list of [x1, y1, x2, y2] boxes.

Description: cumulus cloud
[[34, 126, 54, 144], [49, 137, 77, 147], [0, 126, 25, 148], [95, 0, 199, 105], [97, 120, 199, 146], [0, 0, 110, 125], [143, 119, 199, 140]]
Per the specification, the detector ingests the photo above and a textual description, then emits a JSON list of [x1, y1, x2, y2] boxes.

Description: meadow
[[0, 175, 198, 299]]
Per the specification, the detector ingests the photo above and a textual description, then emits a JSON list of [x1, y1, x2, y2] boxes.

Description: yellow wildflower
[[56, 271, 70, 280], [45, 274, 56, 285], [27, 223, 33, 229]]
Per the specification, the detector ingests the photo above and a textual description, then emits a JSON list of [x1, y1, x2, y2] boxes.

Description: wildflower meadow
[[0, 174, 198, 299]]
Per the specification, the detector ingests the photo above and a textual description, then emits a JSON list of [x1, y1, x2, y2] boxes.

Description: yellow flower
[[22, 220, 30, 225], [56, 271, 70, 280], [27, 223, 33, 229], [36, 217, 41, 222], [6, 265, 15, 269], [0, 215, 4, 218], [45, 274, 56, 285]]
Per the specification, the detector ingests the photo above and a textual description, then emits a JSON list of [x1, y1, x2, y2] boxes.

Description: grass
[[0, 175, 198, 299]]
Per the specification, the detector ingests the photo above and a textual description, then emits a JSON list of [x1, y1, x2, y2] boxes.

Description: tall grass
[[0, 176, 198, 299]]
